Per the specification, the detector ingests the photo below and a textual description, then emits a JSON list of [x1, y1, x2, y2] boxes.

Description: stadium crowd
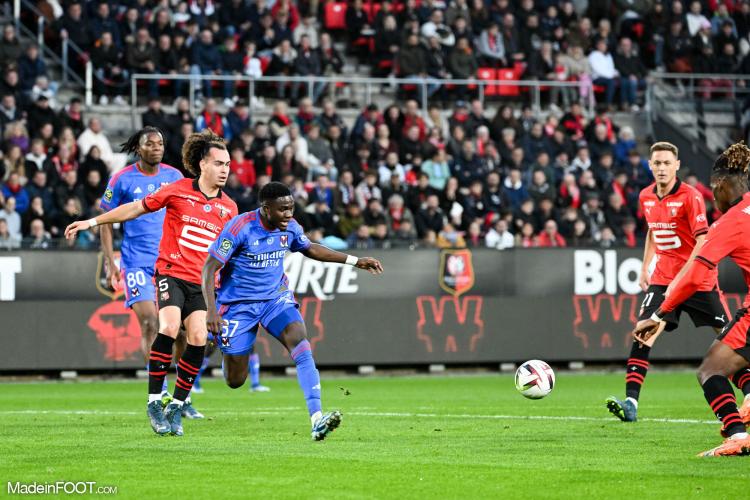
[[1, 0, 748, 251]]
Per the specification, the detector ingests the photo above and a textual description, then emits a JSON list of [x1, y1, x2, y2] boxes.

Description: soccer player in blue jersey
[[201, 182, 384, 440], [100, 127, 202, 419]]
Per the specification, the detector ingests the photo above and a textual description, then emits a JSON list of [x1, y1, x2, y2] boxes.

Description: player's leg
[[215, 302, 257, 388], [607, 285, 673, 422], [696, 340, 750, 456], [264, 300, 341, 441], [192, 340, 215, 394], [248, 345, 270, 392]]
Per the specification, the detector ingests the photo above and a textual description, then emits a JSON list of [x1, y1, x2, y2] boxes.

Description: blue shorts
[[216, 291, 303, 356], [121, 266, 156, 308]]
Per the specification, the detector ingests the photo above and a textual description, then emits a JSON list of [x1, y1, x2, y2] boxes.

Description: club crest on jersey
[[103, 188, 113, 203], [280, 235, 288, 247], [217, 238, 233, 256], [203, 204, 212, 213], [670, 208, 677, 217], [439, 248, 475, 297]]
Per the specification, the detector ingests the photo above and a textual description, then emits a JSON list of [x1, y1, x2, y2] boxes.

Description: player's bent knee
[[140, 316, 159, 336], [226, 376, 246, 389], [161, 323, 181, 338]]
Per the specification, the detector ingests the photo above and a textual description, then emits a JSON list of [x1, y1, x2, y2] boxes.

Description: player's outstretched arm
[[202, 256, 225, 334], [302, 243, 384, 275], [64, 200, 147, 240]]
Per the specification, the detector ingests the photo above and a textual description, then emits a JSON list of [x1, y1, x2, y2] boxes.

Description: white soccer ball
[[515, 360, 555, 399]]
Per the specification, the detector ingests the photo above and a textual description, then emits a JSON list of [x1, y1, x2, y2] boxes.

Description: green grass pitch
[[2, 372, 749, 499]]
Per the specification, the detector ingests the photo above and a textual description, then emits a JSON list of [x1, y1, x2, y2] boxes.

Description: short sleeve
[[695, 219, 738, 271], [208, 215, 243, 264], [687, 192, 709, 238], [100, 175, 123, 211], [142, 181, 177, 212], [289, 222, 311, 253]]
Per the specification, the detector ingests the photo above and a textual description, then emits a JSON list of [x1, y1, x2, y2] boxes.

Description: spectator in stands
[[58, 98, 84, 137], [0, 195, 21, 236], [57, 3, 91, 51], [437, 222, 466, 248], [25, 218, 53, 249], [527, 40, 556, 81], [614, 38, 647, 111], [4, 122, 29, 155], [588, 37, 619, 106], [0, 95, 21, 137], [0, 218, 20, 249], [292, 35, 324, 103], [0, 24, 22, 71], [503, 168, 528, 210], [537, 219, 566, 247], [1, 69, 22, 107], [220, 36, 245, 107], [195, 99, 231, 140], [190, 29, 222, 100], [485, 218, 514, 249], [27, 96, 58, 140], [447, 37, 479, 101], [78, 146, 108, 191], [665, 19, 693, 72], [141, 98, 170, 132], [421, 9, 455, 48], [77, 118, 122, 171], [91, 31, 127, 106], [267, 39, 297, 100], [119, 7, 142, 46], [124, 28, 156, 99], [91, 2, 122, 50], [153, 34, 183, 98], [422, 148, 451, 190], [18, 45, 47, 98]]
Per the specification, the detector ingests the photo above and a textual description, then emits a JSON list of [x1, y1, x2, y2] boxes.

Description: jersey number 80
[[652, 229, 682, 251]]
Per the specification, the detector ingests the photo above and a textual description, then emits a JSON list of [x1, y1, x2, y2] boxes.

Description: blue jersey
[[100, 163, 183, 268], [208, 209, 311, 304]]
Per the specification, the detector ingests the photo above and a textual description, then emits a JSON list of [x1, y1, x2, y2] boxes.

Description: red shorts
[[718, 308, 750, 362]]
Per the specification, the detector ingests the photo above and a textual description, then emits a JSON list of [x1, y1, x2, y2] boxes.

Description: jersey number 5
[[652, 229, 682, 251]]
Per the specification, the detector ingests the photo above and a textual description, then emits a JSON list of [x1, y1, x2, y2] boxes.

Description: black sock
[[702, 375, 746, 436], [173, 343, 205, 403], [148, 333, 175, 395], [731, 368, 750, 397], [625, 341, 651, 400]]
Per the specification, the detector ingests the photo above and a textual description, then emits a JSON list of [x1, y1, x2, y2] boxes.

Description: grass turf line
[[1, 372, 749, 499]]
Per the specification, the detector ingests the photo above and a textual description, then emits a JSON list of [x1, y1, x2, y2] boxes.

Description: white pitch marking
[[0, 409, 719, 426]]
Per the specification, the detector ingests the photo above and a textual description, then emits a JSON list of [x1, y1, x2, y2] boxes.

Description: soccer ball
[[515, 360, 555, 399]]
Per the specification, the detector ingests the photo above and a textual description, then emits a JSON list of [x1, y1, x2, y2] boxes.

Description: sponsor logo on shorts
[[130, 287, 140, 298], [103, 188, 113, 203], [217, 238, 233, 256], [160, 291, 170, 302]]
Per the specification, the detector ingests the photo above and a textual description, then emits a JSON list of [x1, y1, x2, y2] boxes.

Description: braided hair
[[119, 126, 165, 156], [712, 141, 750, 189], [181, 129, 227, 176]]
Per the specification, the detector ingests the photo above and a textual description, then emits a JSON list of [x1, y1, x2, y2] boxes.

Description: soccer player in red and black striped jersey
[[607, 142, 750, 422], [66, 130, 237, 436], [635, 142, 750, 456]]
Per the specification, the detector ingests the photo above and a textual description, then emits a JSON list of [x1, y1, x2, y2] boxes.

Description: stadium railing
[[130, 73, 594, 128]]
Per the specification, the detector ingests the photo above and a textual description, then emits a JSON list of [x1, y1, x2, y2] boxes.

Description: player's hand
[[64, 220, 91, 240], [633, 318, 665, 345], [355, 257, 384, 275], [639, 269, 650, 292], [206, 308, 224, 335], [105, 258, 120, 289]]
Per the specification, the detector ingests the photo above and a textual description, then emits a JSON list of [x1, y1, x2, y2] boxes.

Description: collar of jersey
[[134, 162, 161, 176], [192, 177, 223, 199], [652, 178, 681, 200]]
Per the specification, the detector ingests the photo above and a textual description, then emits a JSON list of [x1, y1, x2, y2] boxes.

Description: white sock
[[626, 397, 639, 409], [730, 432, 749, 440], [148, 394, 162, 404], [185, 397, 191, 404], [172, 399, 185, 407], [310, 411, 322, 425]]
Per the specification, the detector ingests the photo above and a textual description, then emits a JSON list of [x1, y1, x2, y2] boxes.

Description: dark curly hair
[[259, 181, 292, 204], [712, 141, 750, 189], [181, 129, 227, 176], [120, 126, 164, 156]]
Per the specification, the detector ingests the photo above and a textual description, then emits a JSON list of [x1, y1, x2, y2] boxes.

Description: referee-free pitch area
[[2, 372, 749, 499]]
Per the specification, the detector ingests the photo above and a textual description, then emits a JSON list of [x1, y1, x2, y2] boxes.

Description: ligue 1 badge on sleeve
[[438, 248, 475, 297]]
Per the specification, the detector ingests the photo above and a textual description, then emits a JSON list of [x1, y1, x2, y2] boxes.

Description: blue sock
[[249, 353, 261, 387], [290, 340, 321, 416], [195, 356, 210, 387]]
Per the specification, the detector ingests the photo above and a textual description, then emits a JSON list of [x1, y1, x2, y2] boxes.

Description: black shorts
[[156, 274, 206, 321], [638, 285, 729, 332]]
